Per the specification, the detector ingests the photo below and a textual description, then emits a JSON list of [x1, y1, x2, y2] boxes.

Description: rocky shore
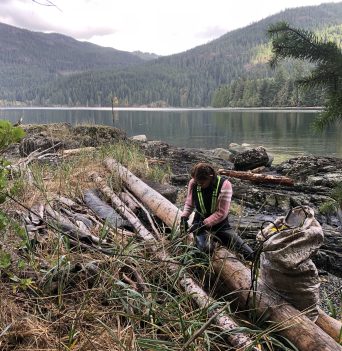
[[10, 123, 342, 274]]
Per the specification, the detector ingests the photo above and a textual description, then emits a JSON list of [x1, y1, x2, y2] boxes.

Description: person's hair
[[190, 162, 216, 181]]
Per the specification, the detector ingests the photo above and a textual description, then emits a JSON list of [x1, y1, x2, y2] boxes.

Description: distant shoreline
[[0, 106, 323, 113]]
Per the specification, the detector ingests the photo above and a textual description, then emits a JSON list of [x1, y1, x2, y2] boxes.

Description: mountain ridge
[[1, 2, 342, 107]]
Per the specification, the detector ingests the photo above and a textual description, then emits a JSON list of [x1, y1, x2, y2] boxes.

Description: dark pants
[[193, 219, 254, 259]]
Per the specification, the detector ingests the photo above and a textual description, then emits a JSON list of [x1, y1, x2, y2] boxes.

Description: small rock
[[131, 135, 148, 142], [212, 148, 232, 161], [228, 143, 250, 155]]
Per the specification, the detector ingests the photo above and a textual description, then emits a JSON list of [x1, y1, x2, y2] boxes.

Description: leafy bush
[[319, 182, 342, 216], [0, 120, 25, 154], [0, 120, 25, 228], [331, 182, 342, 208], [319, 200, 337, 215]]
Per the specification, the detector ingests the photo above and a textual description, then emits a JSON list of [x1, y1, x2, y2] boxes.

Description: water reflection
[[0, 108, 341, 158]]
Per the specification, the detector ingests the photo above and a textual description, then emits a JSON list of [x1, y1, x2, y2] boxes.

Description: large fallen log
[[104, 158, 181, 227], [316, 309, 342, 343], [104, 158, 342, 350], [83, 189, 131, 229], [92, 171, 258, 351], [218, 169, 295, 186], [212, 248, 342, 350]]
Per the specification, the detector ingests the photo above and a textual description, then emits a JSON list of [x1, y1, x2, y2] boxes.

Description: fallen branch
[[46, 205, 107, 247], [61, 146, 96, 157], [90, 172, 155, 242], [104, 158, 181, 228], [118, 192, 139, 213]]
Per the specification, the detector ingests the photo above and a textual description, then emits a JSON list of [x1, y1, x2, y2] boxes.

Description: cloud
[[0, 0, 116, 39], [195, 26, 229, 41], [1, 0, 342, 55]]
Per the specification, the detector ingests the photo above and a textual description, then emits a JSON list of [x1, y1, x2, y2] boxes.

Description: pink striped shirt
[[181, 178, 233, 227]]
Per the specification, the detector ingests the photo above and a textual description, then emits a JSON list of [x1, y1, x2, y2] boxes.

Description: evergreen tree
[[268, 21, 342, 130]]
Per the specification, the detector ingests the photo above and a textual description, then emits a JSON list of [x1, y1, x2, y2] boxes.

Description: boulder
[[233, 146, 270, 171]]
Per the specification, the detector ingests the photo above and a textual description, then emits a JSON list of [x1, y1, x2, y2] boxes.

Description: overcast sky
[[0, 0, 341, 55]]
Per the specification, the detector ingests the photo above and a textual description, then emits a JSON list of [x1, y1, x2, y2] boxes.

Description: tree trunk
[[316, 308, 342, 343], [218, 169, 295, 186], [105, 158, 341, 350], [104, 158, 181, 227], [212, 248, 342, 351]]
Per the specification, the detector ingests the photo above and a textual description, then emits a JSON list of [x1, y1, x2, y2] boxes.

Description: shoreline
[[0, 106, 323, 112], [6, 121, 342, 166]]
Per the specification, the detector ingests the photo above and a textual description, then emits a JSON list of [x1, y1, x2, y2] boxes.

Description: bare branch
[[32, 0, 62, 12]]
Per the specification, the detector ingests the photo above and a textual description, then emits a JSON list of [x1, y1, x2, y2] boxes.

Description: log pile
[[90, 171, 258, 350], [16, 156, 341, 350], [19, 194, 135, 256], [17, 170, 257, 349]]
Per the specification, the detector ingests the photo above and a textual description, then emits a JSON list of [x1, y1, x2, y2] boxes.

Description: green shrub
[[331, 182, 342, 208], [0, 120, 25, 229], [319, 200, 338, 215], [0, 120, 25, 154]]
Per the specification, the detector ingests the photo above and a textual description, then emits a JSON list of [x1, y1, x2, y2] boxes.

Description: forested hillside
[[0, 22, 147, 105], [1, 2, 342, 107]]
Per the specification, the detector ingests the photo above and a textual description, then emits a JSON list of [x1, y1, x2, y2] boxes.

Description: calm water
[[1, 107, 341, 160]]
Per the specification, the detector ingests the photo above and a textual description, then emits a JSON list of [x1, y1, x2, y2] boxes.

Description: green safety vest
[[196, 175, 221, 216]]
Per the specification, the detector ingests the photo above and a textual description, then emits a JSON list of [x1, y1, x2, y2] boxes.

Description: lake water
[[1, 107, 341, 161]]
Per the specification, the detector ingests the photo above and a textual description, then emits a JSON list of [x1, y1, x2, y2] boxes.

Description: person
[[180, 162, 254, 260]]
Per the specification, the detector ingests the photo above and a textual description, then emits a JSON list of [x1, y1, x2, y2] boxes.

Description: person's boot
[[238, 242, 255, 262], [218, 229, 255, 261], [195, 232, 208, 252], [195, 232, 217, 254]]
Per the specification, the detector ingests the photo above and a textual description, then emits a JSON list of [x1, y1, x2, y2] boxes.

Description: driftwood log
[[92, 171, 258, 351], [105, 158, 342, 350], [45, 205, 117, 255], [212, 248, 342, 349], [218, 169, 295, 186], [61, 146, 96, 157], [104, 158, 182, 226]]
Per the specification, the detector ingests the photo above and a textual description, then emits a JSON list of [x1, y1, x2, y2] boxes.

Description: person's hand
[[189, 220, 204, 234], [180, 216, 189, 233]]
